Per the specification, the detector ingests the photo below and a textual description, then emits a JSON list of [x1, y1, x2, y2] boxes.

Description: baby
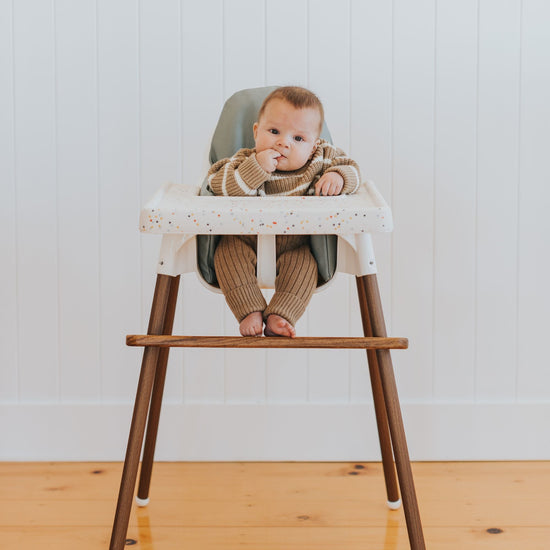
[[208, 86, 361, 337]]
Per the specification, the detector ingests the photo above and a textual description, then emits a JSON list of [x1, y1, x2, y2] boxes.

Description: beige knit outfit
[[209, 140, 360, 326]]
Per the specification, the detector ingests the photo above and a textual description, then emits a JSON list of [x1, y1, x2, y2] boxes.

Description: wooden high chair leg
[[355, 277, 400, 506], [137, 275, 180, 505], [109, 274, 177, 550], [359, 274, 426, 550]]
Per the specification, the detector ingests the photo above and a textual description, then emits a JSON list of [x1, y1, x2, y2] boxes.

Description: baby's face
[[253, 99, 321, 171]]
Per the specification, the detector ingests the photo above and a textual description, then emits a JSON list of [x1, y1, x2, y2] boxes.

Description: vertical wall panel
[[0, 0, 18, 401], [350, 0, 394, 202], [476, 0, 521, 401], [266, 0, 308, 87], [308, 0, 351, 147], [180, 0, 226, 403], [222, 0, 267, 403], [223, 0, 266, 97], [97, 0, 142, 401], [181, 0, 224, 187], [139, 0, 183, 402], [139, 0, 181, 202], [56, 0, 101, 401], [432, 0, 478, 401], [307, 0, 352, 403], [3, 0, 550, 460], [392, 0, 436, 401], [349, 0, 393, 402], [266, 346, 309, 403], [265, 0, 309, 403], [14, 0, 59, 401], [517, 0, 550, 400]]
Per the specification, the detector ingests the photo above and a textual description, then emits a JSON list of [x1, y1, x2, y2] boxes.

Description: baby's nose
[[277, 134, 291, 147]]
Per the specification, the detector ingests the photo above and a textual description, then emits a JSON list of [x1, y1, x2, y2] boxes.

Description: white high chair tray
[[140, 181, 392, 236]]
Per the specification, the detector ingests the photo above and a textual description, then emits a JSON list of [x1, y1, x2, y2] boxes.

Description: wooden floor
[[1, 461, 549, 549]]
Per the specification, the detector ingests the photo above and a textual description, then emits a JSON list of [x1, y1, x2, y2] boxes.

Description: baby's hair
[[257, 86, 324, 134]]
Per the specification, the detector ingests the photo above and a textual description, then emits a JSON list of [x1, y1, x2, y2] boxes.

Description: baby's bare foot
[[239, 311, 264, 337], [264, 314, 296, 338]]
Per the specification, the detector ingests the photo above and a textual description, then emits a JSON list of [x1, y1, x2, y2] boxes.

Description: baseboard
[[1, 402, 548, 461]]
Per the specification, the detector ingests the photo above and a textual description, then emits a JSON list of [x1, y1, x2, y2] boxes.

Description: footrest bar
[[126, 335, 408, 349]]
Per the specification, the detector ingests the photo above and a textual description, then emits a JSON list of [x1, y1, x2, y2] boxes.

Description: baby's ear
[[309, 140, 320, 159], [253, 122, 258, 141]]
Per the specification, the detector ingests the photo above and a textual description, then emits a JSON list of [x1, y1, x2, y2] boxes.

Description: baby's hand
[[314, 172, 344, 196], [256, 149, 281, 173]]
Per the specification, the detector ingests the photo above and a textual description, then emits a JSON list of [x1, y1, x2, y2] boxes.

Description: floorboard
[[1, 461, 549, 549]]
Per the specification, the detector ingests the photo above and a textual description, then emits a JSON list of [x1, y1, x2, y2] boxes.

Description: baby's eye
[[269, 129, 279, 135], [294, 136, 304, 142]]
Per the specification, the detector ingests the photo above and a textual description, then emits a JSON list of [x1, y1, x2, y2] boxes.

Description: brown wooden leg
[[360, 274, 426, 550], [355, 276, 400, 506], [109, 274, 176, 550], [137, 275, 180, 503]]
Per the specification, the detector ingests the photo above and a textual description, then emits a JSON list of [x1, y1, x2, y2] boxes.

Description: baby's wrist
[[240, 154, 271, 186], [327, 170, 345, 187]]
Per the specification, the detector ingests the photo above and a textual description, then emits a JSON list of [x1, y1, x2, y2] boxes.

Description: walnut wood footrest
[[126, 335, 408, 349]]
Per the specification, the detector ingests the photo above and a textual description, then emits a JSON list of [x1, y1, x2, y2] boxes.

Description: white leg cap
[[387, 499, 402, 510], [136, 496, 150, 507]]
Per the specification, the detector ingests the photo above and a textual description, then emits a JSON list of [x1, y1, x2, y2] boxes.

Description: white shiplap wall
[[1, 0, 550, 460]]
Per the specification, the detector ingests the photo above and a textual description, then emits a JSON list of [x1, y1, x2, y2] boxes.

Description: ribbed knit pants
[[213, 234, 318, 326]]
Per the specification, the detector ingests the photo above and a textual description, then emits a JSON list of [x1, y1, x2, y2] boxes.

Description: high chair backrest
[[197, 86, 337, 287]]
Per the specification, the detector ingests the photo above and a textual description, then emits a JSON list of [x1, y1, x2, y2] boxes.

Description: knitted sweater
[[207, 139, 361, 197]]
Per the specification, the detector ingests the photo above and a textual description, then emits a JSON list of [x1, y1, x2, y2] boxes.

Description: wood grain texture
[[1, 461, 549, 549], [356, 276, 399, 504], [359, 274, 425, 548], [125, 335, 409, 350], [110, 275, 176, 549]]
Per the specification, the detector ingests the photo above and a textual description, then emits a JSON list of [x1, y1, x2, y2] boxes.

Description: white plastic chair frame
[[109, 182, 426, 550]]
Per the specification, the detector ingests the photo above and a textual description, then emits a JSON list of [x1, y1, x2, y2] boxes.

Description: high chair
[[109, 87, 426, 550]]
